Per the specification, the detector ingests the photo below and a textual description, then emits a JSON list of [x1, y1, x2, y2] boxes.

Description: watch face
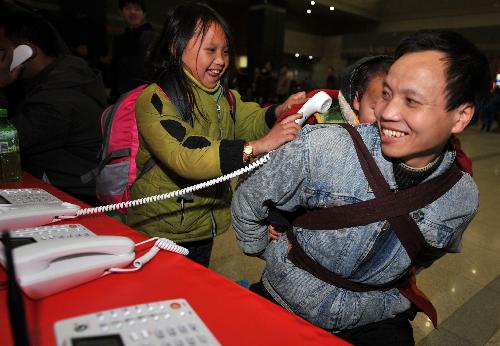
[[244, 145, 253, 155]]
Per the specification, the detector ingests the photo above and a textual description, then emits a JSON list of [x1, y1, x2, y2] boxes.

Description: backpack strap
[[286, 124, 461, 327], [291, 124, 462, 261], [225, 89, 236, 121], [157, 79, 192, 126]]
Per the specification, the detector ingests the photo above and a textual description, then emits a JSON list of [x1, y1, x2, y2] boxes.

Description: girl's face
[[182, 22, 229, 89]]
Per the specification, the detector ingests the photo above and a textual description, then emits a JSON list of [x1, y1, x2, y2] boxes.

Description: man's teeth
[[209, 69, 221, 75], [382, 128, 406, 138]]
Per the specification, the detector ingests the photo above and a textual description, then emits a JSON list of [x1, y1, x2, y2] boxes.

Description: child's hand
[[275, 91, 307, 118], [249, 113, 301, 155], [268, 224, 281, 241]]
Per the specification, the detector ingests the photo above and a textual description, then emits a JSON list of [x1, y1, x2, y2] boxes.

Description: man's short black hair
[[395, 30, 491, 112], [0, 10, 66, 57], [118, 0, 146, 11]]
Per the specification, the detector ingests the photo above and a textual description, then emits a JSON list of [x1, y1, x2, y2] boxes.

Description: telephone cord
[[105, 237, 189, 274], [76, 152, 271, 217]]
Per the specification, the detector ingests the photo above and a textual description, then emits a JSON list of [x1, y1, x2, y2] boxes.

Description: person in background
[[109, 0, 158, 102], [481, 85, 500, 132], [0, 9, 106, 206], [276, 63, 291, 103], [259, 61, 277, 105], [325, 65, 338, 89], [232, 30, 489, 345], [128, 2, 306, 267]]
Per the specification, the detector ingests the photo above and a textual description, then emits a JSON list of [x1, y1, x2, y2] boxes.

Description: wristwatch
[[243, 143, 254, 161]]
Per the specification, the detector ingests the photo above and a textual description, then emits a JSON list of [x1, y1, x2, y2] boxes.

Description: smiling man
[[231, 30, 490, 346]]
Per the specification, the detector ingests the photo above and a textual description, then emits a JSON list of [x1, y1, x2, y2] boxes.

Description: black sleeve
[[219, 139, 245, 174], [265, 105, 277, 128]]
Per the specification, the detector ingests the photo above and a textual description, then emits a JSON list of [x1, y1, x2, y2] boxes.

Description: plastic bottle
[[0, 108, 21, 182]]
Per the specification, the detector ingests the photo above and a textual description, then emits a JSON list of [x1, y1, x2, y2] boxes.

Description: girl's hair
[[146, 2, 235, 124]]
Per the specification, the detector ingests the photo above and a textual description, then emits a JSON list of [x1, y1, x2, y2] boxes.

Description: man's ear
[[353, 91, 360, 112], [451, 103, 474, 134]]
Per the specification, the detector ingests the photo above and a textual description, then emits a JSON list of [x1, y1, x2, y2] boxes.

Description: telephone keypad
[[10, 224, 95, 241], [0, 188, 62, 205], [55, 299, 220, 345]]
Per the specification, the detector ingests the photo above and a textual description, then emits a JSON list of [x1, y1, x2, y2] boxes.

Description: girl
[[128, 2, 306, 266]]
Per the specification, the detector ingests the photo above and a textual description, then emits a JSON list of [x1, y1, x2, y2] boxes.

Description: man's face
[[182, 23, 229, 89], [354, 73, 385, 124], [0, 28, 16, 60], [120, 3, 145, 28], [0, 28, 32, 79], [374, 50, 469, 168]]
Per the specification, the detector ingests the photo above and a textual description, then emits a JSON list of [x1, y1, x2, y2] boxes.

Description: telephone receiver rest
[[0, 202, 80, 230]]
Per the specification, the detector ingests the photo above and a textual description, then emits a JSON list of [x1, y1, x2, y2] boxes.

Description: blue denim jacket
[[231, 124, 478, 330]]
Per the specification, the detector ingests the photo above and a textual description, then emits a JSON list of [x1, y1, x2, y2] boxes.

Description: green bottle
[[0, 108, 21, 182]]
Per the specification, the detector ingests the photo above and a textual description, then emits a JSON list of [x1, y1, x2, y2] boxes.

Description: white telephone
[[8, 235, 135, 299], [0, 188, 79, 230]]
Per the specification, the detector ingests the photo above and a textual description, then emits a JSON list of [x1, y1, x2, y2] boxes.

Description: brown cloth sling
[[286, 123, 463, 327]]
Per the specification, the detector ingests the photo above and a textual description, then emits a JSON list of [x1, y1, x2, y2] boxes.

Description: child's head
[[118, 0, 146, 29], [375, 30, 490, 168], [146, 2, 235, 123], [148, 2, 234, 88], [341, 55, 394, 124]]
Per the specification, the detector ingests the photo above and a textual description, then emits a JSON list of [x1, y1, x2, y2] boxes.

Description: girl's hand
[[274, 91, 307, 118], [249, 113, 302, 155]]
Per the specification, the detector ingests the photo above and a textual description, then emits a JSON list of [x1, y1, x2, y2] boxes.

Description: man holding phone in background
[[0, 7, 106, 206]]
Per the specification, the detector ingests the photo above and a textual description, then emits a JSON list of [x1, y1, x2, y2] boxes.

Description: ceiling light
[[295, 53, 300, 58], [308, 55, 313, 59], [306, 9, 311, 14], [311, 1, 315, 5], [330, 6, 335, 10]]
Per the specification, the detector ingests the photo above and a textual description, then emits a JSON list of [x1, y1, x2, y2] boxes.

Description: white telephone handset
[[10, 44, 33, 71], [12, 236, 134, 299], [295, 91, 333, 125]]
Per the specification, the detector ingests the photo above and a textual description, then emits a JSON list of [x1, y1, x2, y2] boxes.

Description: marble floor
[[209, 124, 500, 345]]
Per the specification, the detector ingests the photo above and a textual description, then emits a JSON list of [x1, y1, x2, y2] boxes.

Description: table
[[0, 172, 349, 345]]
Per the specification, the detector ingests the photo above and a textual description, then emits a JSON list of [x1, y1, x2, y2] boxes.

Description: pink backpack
[[82, 84, 236, 213]]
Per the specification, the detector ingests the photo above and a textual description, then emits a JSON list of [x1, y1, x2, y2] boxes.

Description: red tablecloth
[[0, 173, 349, 345]]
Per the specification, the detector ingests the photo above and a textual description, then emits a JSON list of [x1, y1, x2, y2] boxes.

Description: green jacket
[[128, 72, 274, 242]]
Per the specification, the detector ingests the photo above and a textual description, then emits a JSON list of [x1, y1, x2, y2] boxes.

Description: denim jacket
[[231, 124, 478, 330]]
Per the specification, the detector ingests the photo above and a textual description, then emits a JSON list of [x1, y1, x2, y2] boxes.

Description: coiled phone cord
[[76, 152, 271, 217], [106, 237, 189, 274]]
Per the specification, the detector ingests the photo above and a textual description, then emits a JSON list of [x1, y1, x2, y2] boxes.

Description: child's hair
[[341, 55, 394, 110], [146, 2, 235, 124], [118, 0, 146, 11]]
